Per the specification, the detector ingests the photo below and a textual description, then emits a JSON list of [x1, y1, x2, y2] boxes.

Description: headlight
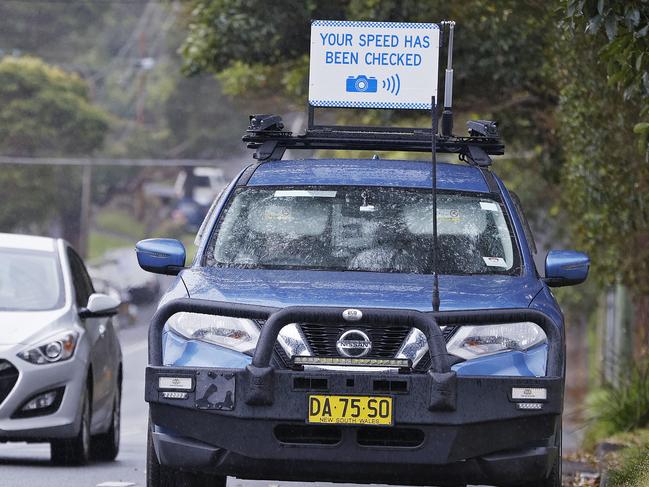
[[446, 322, 547, 360], [396, 322, 547, 366], [17, 331, 78, 365], [167, 313, 313, 358], [168, 313, 260, 354]]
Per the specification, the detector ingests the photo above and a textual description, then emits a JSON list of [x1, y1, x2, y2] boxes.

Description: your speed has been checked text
[[320, 31, 431, 66]]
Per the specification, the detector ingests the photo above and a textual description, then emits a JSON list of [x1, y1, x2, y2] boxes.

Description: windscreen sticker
[[438, 208, 461, 222], [274, 190, 337, 198], [264, 207, 292, 221], [480, 201, 499, 212], [483, 256, 507, 267]]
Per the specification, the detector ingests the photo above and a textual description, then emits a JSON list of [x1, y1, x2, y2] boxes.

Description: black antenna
[[431, 96, 440, 312], [441, 20, 455, 137]]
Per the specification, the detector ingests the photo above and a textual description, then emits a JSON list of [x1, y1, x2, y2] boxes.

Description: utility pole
[[79, 74, 97, 258], [78, 163, 92, 258]]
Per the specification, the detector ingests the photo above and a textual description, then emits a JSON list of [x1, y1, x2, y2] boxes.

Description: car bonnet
[[180, 267, 542, 312]]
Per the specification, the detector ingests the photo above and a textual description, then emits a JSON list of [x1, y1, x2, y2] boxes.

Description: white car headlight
[[167, 313, 313, 358], [446, 322, 547, 360], [396, 322, 547, 366], [168, 313, 260, 354], [17, 331, 78, 365]]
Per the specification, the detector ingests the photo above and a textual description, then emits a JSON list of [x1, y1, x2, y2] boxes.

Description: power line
[[0, 156, 232, 167]]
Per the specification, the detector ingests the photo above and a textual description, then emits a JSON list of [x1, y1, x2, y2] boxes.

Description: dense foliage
[[556, 0, 649, 354], [587, 357, 649, 441]]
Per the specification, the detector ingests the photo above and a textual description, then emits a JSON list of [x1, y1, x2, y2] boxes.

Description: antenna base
[[441, 108, 453, 136]]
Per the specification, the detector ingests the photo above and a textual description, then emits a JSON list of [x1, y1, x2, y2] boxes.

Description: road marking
[[122, 340, 147, 355], [97, 482, 136, 487]]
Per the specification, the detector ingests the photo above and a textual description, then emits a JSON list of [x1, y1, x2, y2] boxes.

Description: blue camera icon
[[346, 75, 378, 93]]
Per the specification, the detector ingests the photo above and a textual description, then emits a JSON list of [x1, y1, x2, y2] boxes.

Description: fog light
[[12, 387, 64, 419], [22, 390, 58, 411]]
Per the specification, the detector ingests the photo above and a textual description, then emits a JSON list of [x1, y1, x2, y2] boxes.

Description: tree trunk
[[633, 293, 649, 360]]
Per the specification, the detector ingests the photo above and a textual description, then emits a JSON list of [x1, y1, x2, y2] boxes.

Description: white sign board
[[309, 20, 439, 110]]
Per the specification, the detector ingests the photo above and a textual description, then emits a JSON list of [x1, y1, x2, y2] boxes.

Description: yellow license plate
[[308, 395, 393, 426]]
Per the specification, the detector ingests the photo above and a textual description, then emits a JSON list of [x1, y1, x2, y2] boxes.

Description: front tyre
[[51, 388, 91, 465], [93, 384, 121, 461], [147, 416, 226, 487]]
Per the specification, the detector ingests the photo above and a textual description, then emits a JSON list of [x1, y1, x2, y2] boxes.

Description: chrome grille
[[299, 322, 411, 359], [263, 319, 456, 371]]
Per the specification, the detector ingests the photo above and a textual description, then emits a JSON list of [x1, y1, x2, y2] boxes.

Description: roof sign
[[309, 20, 440, 110]]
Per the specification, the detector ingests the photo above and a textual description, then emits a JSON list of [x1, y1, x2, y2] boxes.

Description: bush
[[585, 358, 649, 446]]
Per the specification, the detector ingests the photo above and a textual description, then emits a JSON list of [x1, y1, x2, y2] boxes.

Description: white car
[[0, 233, 122, 464]]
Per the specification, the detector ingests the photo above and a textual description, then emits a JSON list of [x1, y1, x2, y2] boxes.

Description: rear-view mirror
[[544, 250, 590, 287], [80, 293, 120, 318], [136, 238, 186, 276]]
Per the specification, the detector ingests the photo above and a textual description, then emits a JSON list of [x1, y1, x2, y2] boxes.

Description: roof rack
[[242, 113, 504, 167]]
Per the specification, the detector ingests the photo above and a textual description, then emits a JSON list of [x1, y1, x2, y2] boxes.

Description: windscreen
[[207, 186, 519, 275], [0, 249, 64, 311]]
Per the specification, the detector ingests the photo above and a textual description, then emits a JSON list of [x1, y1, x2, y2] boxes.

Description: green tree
[[565, 0, 649, 153], [0, 56, 110, 247], [557, 0, 649, 355]]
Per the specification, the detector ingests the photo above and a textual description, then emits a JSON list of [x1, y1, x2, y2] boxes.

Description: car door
[[67, 248, 113, 432]]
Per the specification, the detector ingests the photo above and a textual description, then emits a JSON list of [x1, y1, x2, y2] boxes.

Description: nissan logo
[[336, 330, 372, 358]]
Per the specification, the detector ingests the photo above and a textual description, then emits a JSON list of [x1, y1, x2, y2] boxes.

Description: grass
[[90, 206, 198, 264], [584, 357, 649, 449], [601, 430, 649, 486], [94, 208, 146, 240], [88, 231, 133, 262], [180, 233, 198, 264]]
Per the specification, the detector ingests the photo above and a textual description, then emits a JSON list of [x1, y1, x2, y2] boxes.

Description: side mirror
[[544, 250, 590, 287], [79, 293, 120, 318], [136, 238, 186, 276]]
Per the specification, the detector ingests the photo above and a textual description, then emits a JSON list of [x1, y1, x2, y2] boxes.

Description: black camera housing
[[467, 120, 499, 138]]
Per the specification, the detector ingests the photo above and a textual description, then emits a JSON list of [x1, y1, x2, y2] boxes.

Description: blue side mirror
[[136, 238, 186, 276], [544, 250, 590, 287]]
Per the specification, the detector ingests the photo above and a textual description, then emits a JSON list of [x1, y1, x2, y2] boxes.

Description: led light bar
[[294, 356, 410, 367], [162, 391, 188, 400], [516, 402, 543, 410]]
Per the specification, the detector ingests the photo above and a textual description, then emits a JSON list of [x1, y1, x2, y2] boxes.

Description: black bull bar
[[148, 298, 563, 412]]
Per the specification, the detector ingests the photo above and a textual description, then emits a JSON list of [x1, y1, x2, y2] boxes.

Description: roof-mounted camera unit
[[467, 120, 499, 138], [248, 114, 287, 133]]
